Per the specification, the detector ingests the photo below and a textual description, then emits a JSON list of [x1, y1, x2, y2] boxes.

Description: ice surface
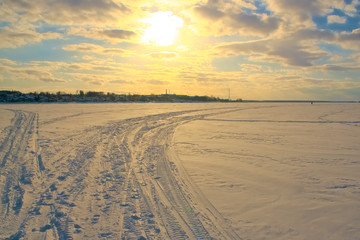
[[175, 103, 360, 240], [0, 102, 359, 239]]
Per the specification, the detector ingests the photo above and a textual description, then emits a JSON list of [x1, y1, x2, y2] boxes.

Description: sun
[[141, 11, 183, 46]]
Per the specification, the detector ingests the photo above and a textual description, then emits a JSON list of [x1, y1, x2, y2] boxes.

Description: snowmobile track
[[0, 107, 244, 239]]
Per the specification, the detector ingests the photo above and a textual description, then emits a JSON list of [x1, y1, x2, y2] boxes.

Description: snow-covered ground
[[0, 103, 359, 239]]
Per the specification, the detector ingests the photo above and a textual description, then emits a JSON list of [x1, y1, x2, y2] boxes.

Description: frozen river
[[0, 102, 359, 239]]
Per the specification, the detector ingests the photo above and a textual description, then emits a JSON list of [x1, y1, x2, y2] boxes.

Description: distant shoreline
[[1, 90, 358, 103], [0, 90, 242, 103]]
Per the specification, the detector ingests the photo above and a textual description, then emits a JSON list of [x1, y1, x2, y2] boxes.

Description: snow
[[174, 103, 360, 240], [0, 102, 359, 239]]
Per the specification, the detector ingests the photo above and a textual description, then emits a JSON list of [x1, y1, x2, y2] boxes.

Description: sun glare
[[141, 11, 183, 46]]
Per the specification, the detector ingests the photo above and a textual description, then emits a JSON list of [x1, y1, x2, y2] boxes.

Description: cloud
[[193, 4, 225, 21], [240, 64, 263, 72], [65, 62, 124, 73], [325, 0, 358, 17], [62, 43, 102, 52], [0, 26, 62, 48], [49, 0, 129, 13], [177, 71, 232, 84], [67, 28, 137, 42], [109, 80, 132, 84], [39, 77, 66, 83], [294, 29, 336, 41], [102, 49, 127, 55], [101, 29, 137, 40], [147, 80, 168, 85], [192, 0, 281, 36], [141, 5, 160, 13], [215, 40, 269, 55], [228, 12, 281, 35], [264, 0, 359, 32], [327, 15, 347, 24], [88, 81, 103, 86], [237, 0, 257, 10], [73, 73, 105, 85], [148, 52, 177, 59], [0, 59, 67, 83], [265, 0, 325, 23], [93, 66, 122, 72], [338, 28, 360, 49], [10, 69, 66, 83], [22, 70, 66, 83], [62, 43, 128, 55], [0, 58, 17, 66], [321, 64, 360, 71], [0, 0, 359, 101], [0, 0, 131, 26], [216, 38, 327, 67]]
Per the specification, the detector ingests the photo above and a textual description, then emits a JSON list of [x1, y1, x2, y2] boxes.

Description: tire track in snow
[[0, 110, 38, 239], [119, 108, 243, 239], [0, 107, 245, 239]]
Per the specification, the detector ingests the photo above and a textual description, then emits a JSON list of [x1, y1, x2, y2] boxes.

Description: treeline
[[0, 90, 242, 103]]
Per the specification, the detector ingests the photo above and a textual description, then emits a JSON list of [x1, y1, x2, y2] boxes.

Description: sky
[[0, 0, 360, 100]]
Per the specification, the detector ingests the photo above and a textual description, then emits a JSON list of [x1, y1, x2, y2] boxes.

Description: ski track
[[0, 107, 245, 240]]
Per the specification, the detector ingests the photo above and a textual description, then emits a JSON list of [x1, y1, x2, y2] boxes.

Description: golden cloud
[[62, 43, 129, 55], [0, 27, 62, 48], [148, 52, 178, 59]]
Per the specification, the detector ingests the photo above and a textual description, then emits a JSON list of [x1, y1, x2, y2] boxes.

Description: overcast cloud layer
[[0, 0, 360, 100]]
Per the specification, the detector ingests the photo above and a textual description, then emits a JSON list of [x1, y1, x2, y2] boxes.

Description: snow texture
[[0, 102, 359, 240]]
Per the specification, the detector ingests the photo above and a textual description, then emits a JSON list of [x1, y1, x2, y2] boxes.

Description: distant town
[[0, 90, 243, 103]]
